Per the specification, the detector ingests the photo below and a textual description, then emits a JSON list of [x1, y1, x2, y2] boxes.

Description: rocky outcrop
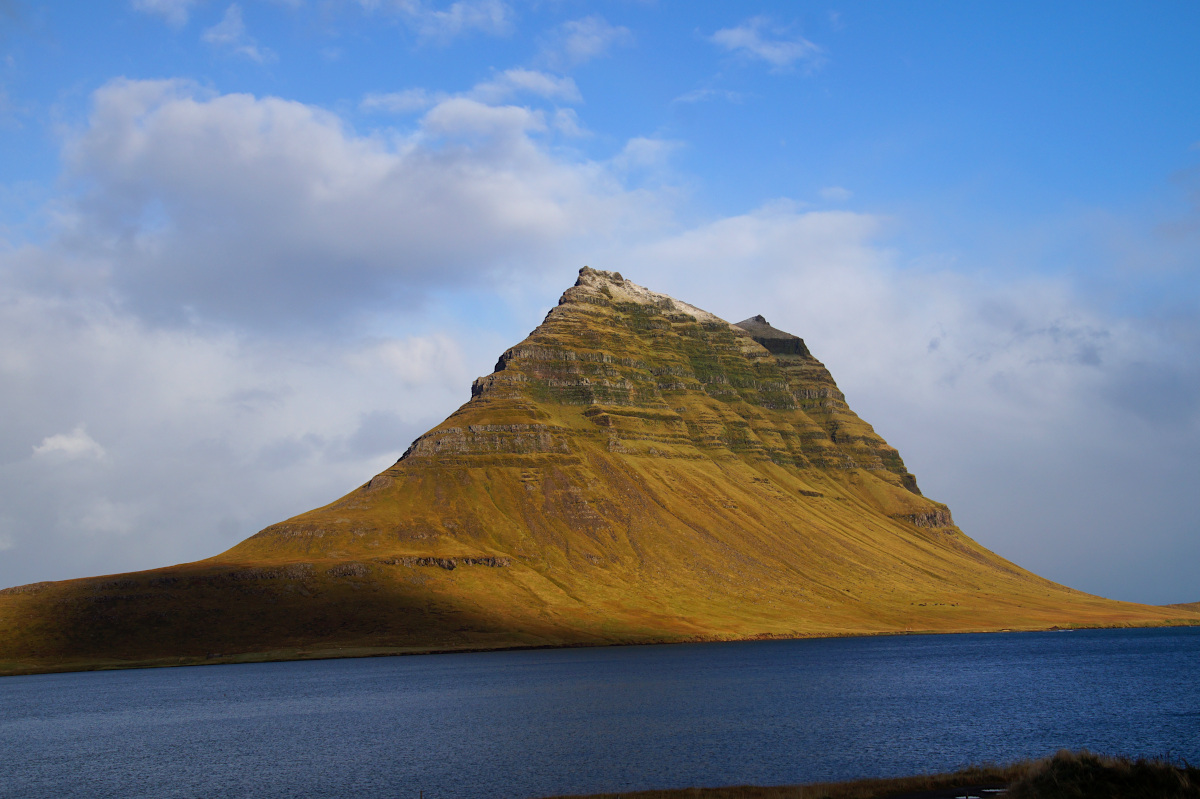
[[374, 556, 512, 570]]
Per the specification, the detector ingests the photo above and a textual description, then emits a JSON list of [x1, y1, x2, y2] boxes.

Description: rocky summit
[[1, 267, 1195, 675]]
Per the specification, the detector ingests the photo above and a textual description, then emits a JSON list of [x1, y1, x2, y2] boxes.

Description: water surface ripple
[[2, 627, 1198, 798]]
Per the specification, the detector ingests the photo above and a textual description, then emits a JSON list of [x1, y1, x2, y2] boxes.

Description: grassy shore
[[542, 751, 1200, 799]]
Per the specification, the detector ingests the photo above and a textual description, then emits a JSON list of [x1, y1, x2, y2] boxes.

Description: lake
[[2, 627, 1197, 798]]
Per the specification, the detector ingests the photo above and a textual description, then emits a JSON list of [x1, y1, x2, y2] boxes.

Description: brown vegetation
[[540, 751, 1200, 799]]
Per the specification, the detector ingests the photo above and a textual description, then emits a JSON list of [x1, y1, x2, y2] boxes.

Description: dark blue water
[[2, 627, 1198, 799]]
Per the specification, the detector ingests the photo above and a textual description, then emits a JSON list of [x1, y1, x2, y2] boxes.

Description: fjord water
[[2, 628, 1197, 799]]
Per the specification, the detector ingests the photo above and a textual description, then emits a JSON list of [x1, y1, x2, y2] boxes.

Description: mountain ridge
[[1, 267, 1195, 676]]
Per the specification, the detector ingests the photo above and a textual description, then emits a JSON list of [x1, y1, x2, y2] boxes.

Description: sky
[[1, 1, 1198, 605]]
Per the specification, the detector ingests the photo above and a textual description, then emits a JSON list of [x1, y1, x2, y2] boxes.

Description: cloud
[[32, 426, 107, 461], [552, 108, 587, 138], [612, 136, 681, 172], [361, 88, 440, 114], [364, 71, 579, 118], [470, 69, 581, 104], [417, 0, 511, 39], [672, 88, 743, 105], [47, 78, 646, 329], [0, 286, 488, 588], [820, 186, 853, 202], [202, 4, 276, 63], [363, 70, 577, 119], [541, 16, 632, 69], [359, 0, 513, 41], [710, 16, 824, 71], [131, 0, 200, 28]]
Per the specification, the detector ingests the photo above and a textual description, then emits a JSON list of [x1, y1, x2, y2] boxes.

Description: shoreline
[[536, 751, 1200, 799], [3, 617, 1197, 678]]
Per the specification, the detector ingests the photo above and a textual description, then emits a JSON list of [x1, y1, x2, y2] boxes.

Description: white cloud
[[354, 334, 467, 387], [0, 287, 492, 588], [202, 4, 276, 63], [820, 186, 853, 202], [131, 0, 200, 28], [32, 425, 107, 461], [710, 16, 824, 71], [419, 0, 511, 39], [541, 16, 632, 69], [359, 0, 513, 41], [361, 88, 440, 114], [672, 88, 743, 105], [471, 69, 581, 104], [364, 71, 579, 118], [49, 78, 647, 328], [612, 136, 680, 172], [552, 108, 587, 138], [420, 96, 546, 137]]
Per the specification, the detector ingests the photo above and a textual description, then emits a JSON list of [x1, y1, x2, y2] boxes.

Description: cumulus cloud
[[32, 425, 106, 461], [202, 4, 276, 63], [541, 16, 632, 69], [131, 0, 200, 28], [47, 78, 643, 329], [710, 16, 824, 71]]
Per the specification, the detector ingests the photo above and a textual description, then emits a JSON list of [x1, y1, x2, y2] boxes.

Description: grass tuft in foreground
[[1008, 750, 1199, 799], [543, 751, 1200, 799]]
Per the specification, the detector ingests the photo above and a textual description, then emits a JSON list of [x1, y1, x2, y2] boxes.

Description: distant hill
[[1, 267, 1195, 676]]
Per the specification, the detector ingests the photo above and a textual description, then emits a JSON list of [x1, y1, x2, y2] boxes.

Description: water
[[1, 627, 1197, 798]]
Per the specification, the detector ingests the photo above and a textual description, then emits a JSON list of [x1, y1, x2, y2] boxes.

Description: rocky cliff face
[[1, 267, 1193, 676]]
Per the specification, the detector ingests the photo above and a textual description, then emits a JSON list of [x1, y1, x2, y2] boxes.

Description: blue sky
[[1, 1, 1198, 604]]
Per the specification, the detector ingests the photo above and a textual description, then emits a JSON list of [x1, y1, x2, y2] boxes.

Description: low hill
[[1, 268, 1194, 676]]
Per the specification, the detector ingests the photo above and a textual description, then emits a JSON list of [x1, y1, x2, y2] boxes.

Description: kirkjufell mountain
[[1, 268, 1194, 675]]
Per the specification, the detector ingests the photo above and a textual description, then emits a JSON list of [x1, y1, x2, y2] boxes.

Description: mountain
[[1, 267, 1194, 675]]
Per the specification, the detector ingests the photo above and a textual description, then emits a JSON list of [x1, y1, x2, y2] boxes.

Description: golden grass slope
[[0, 268, 1194, 676]]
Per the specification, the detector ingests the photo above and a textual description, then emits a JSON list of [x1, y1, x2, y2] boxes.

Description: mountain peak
[[734, 314, 813, 359], [569, 266, 730, 326]]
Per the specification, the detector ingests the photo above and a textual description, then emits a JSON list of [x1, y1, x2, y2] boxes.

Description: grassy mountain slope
[[1, 268, 1194, 675]]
